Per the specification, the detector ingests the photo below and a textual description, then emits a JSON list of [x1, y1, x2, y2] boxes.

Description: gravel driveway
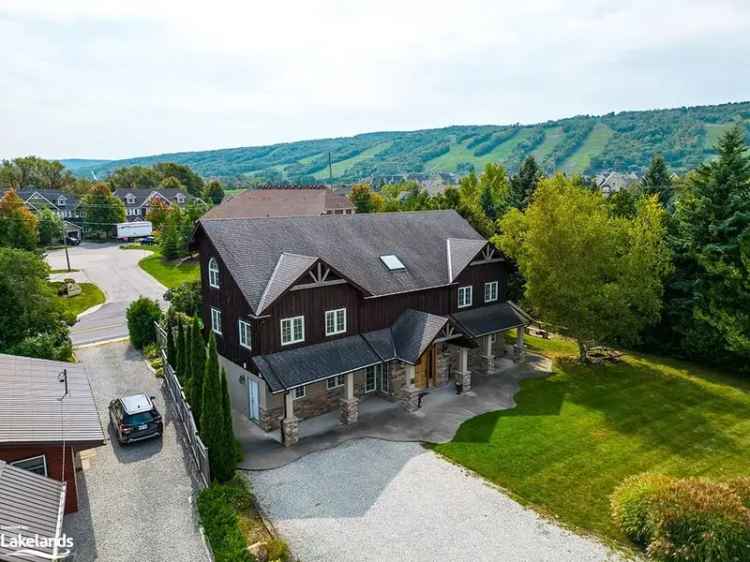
[[249, 439, 622, 562], [64, 342, 209, 562], [46, 243, 165, 346]]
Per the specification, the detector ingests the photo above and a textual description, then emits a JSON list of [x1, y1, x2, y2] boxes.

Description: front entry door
[[248, 378, 260, 421], [414, 345, 436, 389]]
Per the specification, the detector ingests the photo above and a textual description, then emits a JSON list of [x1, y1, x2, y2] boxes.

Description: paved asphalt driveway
[[249, 439, 623, 562], [64, 342, 209, 562], [46, 243, 165, 346]]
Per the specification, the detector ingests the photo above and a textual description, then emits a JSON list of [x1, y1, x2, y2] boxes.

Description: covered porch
[[234, 352, 551, 470]]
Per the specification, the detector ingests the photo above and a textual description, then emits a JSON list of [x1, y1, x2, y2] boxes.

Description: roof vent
[[380, 254, 405, 271]]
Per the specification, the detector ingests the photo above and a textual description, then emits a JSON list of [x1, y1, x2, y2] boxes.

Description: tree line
[[350, 125, 750, 373]]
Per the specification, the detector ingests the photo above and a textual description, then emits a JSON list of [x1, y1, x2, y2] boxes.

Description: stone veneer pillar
[[481, 334, 495, 373], [281, 391, 299, 447], [400, 364, 420, 412], [513, 326, 526, 362], [458, 347, 472, 392], [340, 372, 359, 424]]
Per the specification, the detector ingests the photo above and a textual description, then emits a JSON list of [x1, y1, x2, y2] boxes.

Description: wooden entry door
[[414, 345, 436, 389]]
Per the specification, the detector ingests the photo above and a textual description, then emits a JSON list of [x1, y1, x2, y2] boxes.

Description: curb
[[74, 336, 130, 349]]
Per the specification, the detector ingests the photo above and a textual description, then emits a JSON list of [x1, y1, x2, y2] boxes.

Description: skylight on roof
[[380, 254, 405, 271]]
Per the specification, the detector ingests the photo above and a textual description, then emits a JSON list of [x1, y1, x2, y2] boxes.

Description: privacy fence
[[155, 322, 211, 487]]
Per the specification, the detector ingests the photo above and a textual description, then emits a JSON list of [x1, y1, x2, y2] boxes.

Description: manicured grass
[[532, 126, 564, 161], [561, 122, 613, 174], [138, 251, 199, 289], [433, 335, 750, 545], [51, 282, 105, 319], [50, 268, 80, 274]]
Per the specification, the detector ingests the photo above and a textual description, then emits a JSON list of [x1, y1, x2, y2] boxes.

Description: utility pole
[[329, 152, 333, 182], [61, 220, 71, 272], [58, 369, 69, 482]]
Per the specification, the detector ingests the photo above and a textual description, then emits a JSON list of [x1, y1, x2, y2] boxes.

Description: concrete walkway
[[237, 354, 552, 470]]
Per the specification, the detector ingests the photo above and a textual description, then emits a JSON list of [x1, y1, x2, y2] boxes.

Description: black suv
[[109, 394, 163, 445]]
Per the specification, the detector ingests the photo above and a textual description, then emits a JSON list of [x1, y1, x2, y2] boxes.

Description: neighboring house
[[0, 354, 106, 513], [112, 188, 201, 221], [191, 210, 530, 446], [594, 171, 639, 196], [203, 187, 355, 219], [0, 460, 67, 562], [1, 189, 83, 236]]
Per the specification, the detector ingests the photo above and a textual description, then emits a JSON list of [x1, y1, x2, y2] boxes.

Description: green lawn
[[433, 335, 750, 546], [139, 252, 199, 288], [51, 282, 105, 319]]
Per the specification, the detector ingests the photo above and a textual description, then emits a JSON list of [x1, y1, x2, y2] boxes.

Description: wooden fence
[[155, 322, 211, 487]]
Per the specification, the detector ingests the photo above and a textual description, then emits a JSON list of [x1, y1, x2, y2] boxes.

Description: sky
[[2, 0, 749, 160]]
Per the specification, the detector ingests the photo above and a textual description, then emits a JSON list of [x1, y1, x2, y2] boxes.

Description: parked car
[[109, 394, 163, 445], [140, 235, 156, 245], [65, 233, 81, 246]]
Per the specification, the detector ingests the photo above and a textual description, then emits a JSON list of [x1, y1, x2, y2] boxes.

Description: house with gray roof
[[0, 354, 106, 513], [112, 188, 202, 221], [191, 210, 530, 446]]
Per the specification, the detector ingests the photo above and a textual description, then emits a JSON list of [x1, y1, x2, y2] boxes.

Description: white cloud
[[1, 0, 749, 158]]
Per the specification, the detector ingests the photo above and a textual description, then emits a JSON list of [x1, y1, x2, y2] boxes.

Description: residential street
[[249, 439, 623, 562], [64, 342, 209, 562], [46, 243, 166, 346]]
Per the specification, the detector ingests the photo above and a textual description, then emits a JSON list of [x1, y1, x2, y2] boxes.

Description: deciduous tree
[[205, 180, 225, 205], [496, 175, 672, 362], [0, 190, 38, 250], [81, 182, 125, 238]]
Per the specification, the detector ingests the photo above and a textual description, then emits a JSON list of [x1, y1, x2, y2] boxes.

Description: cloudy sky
[[2, 0, 749, 160]]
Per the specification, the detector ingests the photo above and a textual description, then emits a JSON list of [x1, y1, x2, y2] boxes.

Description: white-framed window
[[125, 194, 136, 204], [238, 319, 251, 350], [458, 286, 473, 308], [57, 196, 66, 206], [281, 316, 305, 346], [484, 281, 499, 303], [11, 455, 47, 477], [210, 307, 222, 335], [327, 374, 345, 390], [208, 257, 220, 289], [490, 334, 497, 344], [293, 386, 306, 400], [324, 308, 346, 336], [175, 193, 185, 204]]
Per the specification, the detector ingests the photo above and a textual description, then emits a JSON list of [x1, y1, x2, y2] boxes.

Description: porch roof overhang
[[450, 301, 532, 338], [253, 334, 384, 394]]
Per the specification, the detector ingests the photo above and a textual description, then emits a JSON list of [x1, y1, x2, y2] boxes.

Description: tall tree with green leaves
[[205, 180, 225, 205], [175, 319, 185, 380], [216, 367, 238, 481], [37, 208, 63, 246], [478, 163, 511, 221], [509, 156, 543, 210], [81, 182, 125, 238], [669, 125, 750, 370], [166, 314, 177, 369], [201, 334, 226, 481], [496, 175, 673, 362], [0, 190, 38, 250], [190, 316, 206, 430], [641, 154, 674, 207], [159, 208, 183, 259], [349, 183, 376, 213]]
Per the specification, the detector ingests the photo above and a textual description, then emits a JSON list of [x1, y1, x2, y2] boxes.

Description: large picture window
[[281, 316, 305, 345], [324, 308, 347, 336]]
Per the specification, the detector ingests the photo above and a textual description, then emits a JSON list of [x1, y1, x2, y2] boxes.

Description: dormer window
[[57, 196, 66, 206], [380, 254, 405, 271], [208, 257, 220, 288], [175, 193, 185, 204], [125, 194, 136, 205]]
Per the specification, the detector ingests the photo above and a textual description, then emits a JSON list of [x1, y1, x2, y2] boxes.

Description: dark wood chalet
[[191, 210, 530, 446]]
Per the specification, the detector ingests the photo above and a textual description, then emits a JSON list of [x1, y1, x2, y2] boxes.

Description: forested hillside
[[71, 101, 750, 183]]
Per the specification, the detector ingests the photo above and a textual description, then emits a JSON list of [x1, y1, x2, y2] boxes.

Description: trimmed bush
[[647, 478, 750, 562], [126, 297, 161, 350], [611, 473, 674, 545], [612, 474, 750, 561]]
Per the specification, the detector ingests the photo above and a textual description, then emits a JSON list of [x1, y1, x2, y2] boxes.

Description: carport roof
[[0, 460, 66, 562], [0, 353, 106, 446], [450, 302, 531, 337]]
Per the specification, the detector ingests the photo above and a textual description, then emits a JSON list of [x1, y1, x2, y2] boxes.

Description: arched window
[[208, 257, 220, 288]]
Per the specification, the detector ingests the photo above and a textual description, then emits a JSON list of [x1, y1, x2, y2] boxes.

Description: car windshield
[[125, 411, 155, 425]]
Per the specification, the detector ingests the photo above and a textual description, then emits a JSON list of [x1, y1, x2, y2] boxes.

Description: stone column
[[340, 372, 359, 424], [458, 347, 471, 392], [399, 364, 420, 412], [281, 391, 299, 447], [481, 334, 495, 374], [513, 326, 526, 361]]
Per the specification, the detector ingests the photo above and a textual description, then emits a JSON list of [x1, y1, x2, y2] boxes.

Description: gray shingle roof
[[0, 354, 106, 446], [198, 210, 484, 313], [391, 309, 448, 364], [0, 461, 66, 562], [253, 334, 383, 392], [256, 253, 318, 314], [447, 238, 487, 282], [112, 188, 197, 208], [450, 302, 530, 337], [361, 329, 397, 362]]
